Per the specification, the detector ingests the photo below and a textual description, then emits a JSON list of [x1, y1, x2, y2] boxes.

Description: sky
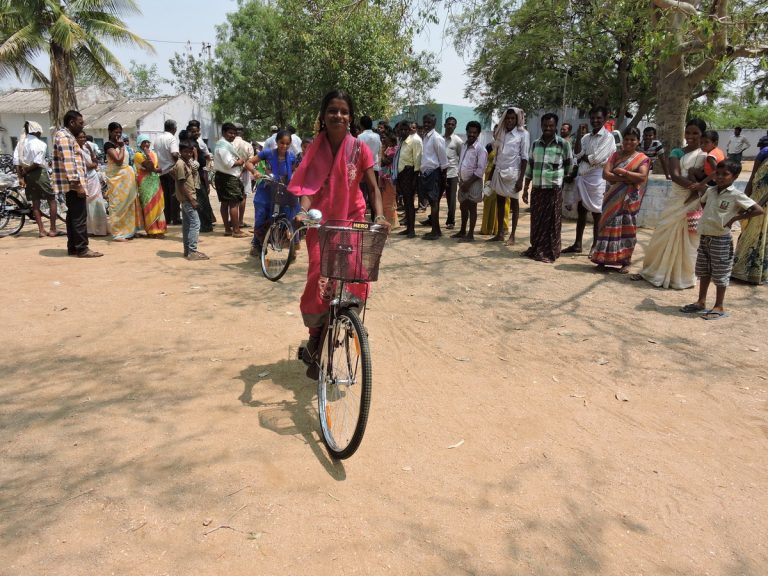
[[1, 0, 473, 108]]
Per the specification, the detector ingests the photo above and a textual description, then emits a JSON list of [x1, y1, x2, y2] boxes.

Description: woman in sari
[[632, 118, 708, 289], [133, 135, 166, 237], [104, 122, 142, 241], [76, 131, 109, 236], [479, 144, 510, 236], [590, 127, 650, 273], [732, 146, 768, 284], [288, 90, 389, 378]]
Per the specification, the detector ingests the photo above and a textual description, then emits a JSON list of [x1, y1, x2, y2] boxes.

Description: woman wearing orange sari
[[288, 90, 389, 377], [134, 135, 166, 236], [590, 127, 650, 273]]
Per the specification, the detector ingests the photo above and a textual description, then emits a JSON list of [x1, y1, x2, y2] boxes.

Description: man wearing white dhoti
[[563, 106, 615, 253]]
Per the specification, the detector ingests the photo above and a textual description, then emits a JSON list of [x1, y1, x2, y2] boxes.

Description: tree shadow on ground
[[237, 359, 345, 481]]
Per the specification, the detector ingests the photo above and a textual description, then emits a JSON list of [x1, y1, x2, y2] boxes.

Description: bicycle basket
[[319, 220, 387, 282]]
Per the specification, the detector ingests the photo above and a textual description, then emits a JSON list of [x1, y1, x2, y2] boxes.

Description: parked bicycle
[[0, 174, 25, 236], [299, 218, 387, 459], [0, 173, 67, 236]]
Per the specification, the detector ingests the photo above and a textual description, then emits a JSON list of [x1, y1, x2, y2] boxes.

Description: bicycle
[[299, 219, 388, 459], [0, 174, 25, 236], [259, 176, 311, 281]]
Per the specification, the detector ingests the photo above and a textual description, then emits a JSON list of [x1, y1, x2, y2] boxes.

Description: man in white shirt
[[155, 119, 181, 224], [563, 106, 616, 253], [419, 113, 449, 239], [233, 123, 255, 229], [214, 122, 259, 238], [726, 127, 750, 164], [263, 125, 279, 151], [442, 116, 463, 229], [288, 125, 302, 156], [20, 121, 62, 237], [358, 115, 382, 209]]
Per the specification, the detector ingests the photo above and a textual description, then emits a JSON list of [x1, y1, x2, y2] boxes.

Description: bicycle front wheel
[[261, 218, 295, 281], [317, 308, 372, 459], [0, 195, 25, 236]]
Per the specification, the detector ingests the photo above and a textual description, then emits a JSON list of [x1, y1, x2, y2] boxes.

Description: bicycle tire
[[317, 307, 372, 459], [260, 218, 295, 281], [0, 194, 25, 236], [38, 194, 67, 223]]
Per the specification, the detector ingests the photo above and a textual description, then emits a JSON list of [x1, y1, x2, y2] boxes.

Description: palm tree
[[0, 0, 154, 126]]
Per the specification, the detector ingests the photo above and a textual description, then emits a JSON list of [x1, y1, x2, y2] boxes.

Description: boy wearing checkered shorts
[[681, 159, 764, 319]]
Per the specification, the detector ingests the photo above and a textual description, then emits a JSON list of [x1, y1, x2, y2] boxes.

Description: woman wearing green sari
[[134, 134, 167, 237], [732, 146, 768, 283]]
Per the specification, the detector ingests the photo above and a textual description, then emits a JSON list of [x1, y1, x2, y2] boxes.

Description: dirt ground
[[1, 197, 767, 576]]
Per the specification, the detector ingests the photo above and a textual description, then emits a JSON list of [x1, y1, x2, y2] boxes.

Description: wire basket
[[319, 220, 387, 282]]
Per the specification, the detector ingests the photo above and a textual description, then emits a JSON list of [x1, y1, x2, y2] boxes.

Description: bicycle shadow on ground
[[237, 359, 346, 480], [38, 248, 70, 258]]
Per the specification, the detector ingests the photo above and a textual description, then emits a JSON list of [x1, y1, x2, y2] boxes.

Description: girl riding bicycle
[[288, 90, 390, 375]]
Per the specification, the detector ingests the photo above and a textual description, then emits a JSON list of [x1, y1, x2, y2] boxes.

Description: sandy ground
[[1, 197, 767, 576]]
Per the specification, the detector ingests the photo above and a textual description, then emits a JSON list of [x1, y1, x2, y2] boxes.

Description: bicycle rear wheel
[[261, 218, 295, 281], [0, 195, 25, 236], [38, 193, 67, 222], [317, 308, 372, 459]]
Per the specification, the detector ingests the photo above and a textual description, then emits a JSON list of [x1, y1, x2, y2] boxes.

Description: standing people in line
[[52, 110, 102, 257], [394, 119, 422, 238], [213, 122, 258, 238], [174, 140, 209, 260], [589, 127, 650, 273], [133, 135, 167, 237], [563, 106, 616, 254], [633, 118, 708, 289], [489, 107, 529, 245], [186, 121, 215, 232], [358, 115, 382, 209], [104, 122, 141, 242], [287, 90, 388, 378], [378, 129, 400, 228], [451, 121, 487, 242], [419, 113, 449, 240], [725, 127, 750, 164], [442, 116, 463, 230], [638, 126, 671, 179], [732, 144, 768, 284], [123, 134, 135, 167], [20, 121, 63, 237], [76, 132, 109, 237], [522, 113, 573, 263], [155, 119, 181, 225], [680, 159, 763, 318], [233, 123, 254, 230]]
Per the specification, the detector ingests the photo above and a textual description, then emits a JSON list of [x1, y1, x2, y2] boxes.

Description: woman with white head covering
[[489, 106, 529, 244]]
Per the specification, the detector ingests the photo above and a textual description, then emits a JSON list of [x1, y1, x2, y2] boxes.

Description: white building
[[0, 87, 216, 153]]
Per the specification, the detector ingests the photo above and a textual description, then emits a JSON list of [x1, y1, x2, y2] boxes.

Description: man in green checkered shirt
[[522, 113, 573, 263]]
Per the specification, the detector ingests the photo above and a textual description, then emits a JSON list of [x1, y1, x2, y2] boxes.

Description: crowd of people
[[11, 95, 768, 322]]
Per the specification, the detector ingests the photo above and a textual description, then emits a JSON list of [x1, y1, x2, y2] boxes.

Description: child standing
[[681, 159, 763, 319], [175, 140, 209, 260]]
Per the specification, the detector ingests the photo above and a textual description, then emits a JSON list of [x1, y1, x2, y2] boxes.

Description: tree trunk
[[654, 71, 690, 150], [50, 42, 78, 128]]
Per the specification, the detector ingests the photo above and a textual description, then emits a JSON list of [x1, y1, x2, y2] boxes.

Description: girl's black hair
[[275, 129, 291, 143]]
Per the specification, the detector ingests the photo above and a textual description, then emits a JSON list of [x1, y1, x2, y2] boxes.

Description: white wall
[[139, 94, 216, 145], [0, 112, 53, 154]]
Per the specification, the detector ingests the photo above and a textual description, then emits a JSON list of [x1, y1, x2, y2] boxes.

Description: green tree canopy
[[124, 60, 164, 98], [0, 0, 153, 126], [212, 0, 439, 136]]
